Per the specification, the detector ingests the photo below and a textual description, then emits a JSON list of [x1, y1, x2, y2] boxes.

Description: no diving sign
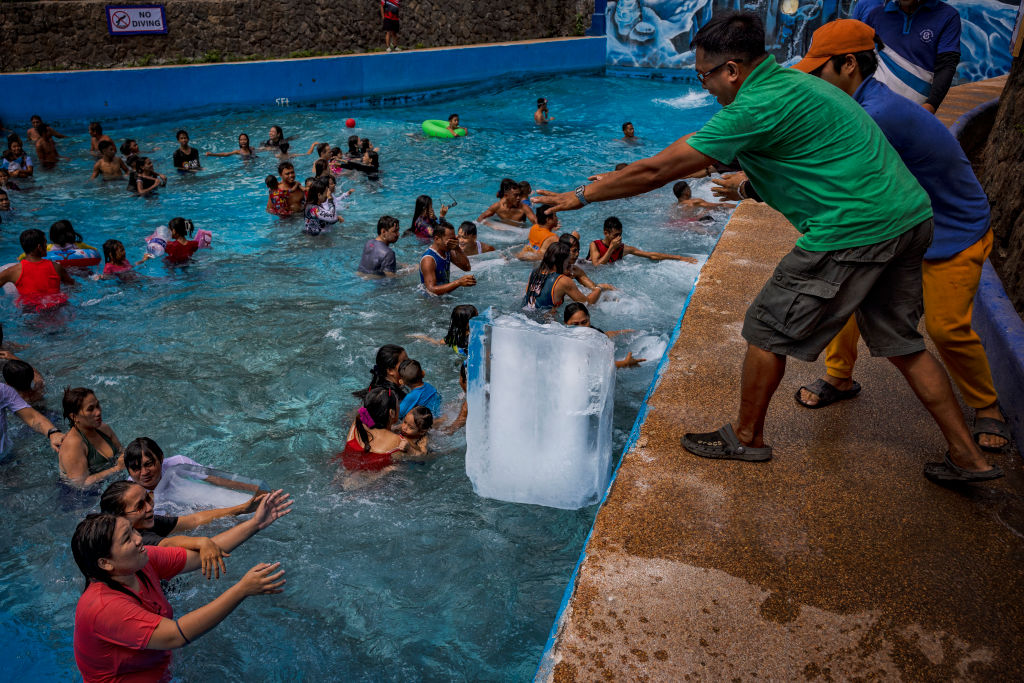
[[106, 5, 168, 36]]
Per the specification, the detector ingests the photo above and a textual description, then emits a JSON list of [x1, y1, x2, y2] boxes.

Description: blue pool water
[[0, 74, 726, 680]]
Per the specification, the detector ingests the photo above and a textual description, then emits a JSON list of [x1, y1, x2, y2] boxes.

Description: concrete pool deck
[[540, 77, 1024, 680]]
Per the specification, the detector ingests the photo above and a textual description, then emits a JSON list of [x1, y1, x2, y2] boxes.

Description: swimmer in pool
[[621, 121, 638, 142], [672, 180, 734, 212], [478, 178, 536, 226], [516, 203, 564, 261], [558, 233, 614, 292], [277, 162, 306, 214], [206, 133, 256, 159], [564, 303, 644, 368], [0, 355, 46, 405], [446, 113, 467, 136], [172, 130, 202, 172], [88, 121, 114, 156], [457, 221, 494, 255], [335, 387, 422, 490], [589, 217, 698, 265], [534, 98, 553, 125], [420, 221, 475, 295], [522, 242, 611, 313], [124, 437, 261, 505], [397, 405, 434, 457], [90, 140, 129, 180], [409, 303, 478, 358]]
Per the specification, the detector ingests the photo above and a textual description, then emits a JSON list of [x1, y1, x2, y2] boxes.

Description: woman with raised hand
[[71, 491, 290, 682]]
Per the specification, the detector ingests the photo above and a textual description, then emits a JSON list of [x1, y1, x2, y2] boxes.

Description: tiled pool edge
[[0, 37, 606, 124], [534, 230, 727, 681], [950, 96, 1024, 451]]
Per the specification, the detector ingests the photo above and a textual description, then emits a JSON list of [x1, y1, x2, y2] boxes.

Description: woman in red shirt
[[163, 217, 199, 263], [71, 491, 291, 682]]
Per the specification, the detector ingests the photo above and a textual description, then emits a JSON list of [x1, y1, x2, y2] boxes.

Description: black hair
[[2, 359, 34, 393], [168, 217, 195, 239], [690, 11, 766, 63], [564, 302, 591, 325], [433, 219, 455, 240], [49, 220, 83, 246], [347, 135, 360, 155], [353, 386, 399, 451], [124, 436, 164, 473], [558, 232, 580, 250], [330, 146, 342, 157], [62, 386, 96, 424], [614, 162, 629, 171], [525, 242, 572, 305], [458, 221, 477, 237], [132, 156, 149, 172], [119, 139, 136, 156], [444, 304, 478, 352], [497, 178, 518, 199], [277, 161, 294, 174], [406, 405, 434, 432], [459, 361, 467, 384], [102, 239, 125, 264], [269, 125, 284, 140], [814, 45, 882, 80], [20, 228, 46, 254], [279, 141, 291, 154], [176, 129, 188, 139], [360, 138, 371, 153], [604, 216, 623, 233], [353, 344, 406, 398], [71, 513, 154, 604], [412, 195, 434, 230], [672, 181, 692, 200], [518, 180, 532, 195], [621, 121, 632, 131], [366, 151, 379, 169], [98, 140, 115, 154], [313, 158, 329, 177], [89, 122, 103, 134], [448, 113, 459, 122], [535, 204, 555, 226], [377, 214, 399, 235], [398, 358, 423, 384], [306, 178, 328, 206], [99, 480, 137, 516], [265, 174, 279, 190], [238, 133, 252, 150], [316, 142, 330, 157], [537, 97, 547, 106]]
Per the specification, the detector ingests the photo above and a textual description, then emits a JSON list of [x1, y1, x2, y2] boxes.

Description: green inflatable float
[[422, 120, 467, 138]]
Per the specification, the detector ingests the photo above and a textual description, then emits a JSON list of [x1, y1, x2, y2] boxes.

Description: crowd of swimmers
[[0, 76, 741, 682]]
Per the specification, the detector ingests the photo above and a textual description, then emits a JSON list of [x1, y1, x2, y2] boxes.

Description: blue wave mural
[[606, 0, 1019, 81]]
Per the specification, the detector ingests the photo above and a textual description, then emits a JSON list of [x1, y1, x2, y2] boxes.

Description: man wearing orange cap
[[535, 12, 1002, 483], [790, 19, 1009, 464]]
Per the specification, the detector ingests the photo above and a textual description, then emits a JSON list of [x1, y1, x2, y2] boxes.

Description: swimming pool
[[0, 73, 726, 680]]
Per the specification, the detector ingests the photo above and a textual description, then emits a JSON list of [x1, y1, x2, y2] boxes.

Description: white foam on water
[[655, 91, 714, 109]]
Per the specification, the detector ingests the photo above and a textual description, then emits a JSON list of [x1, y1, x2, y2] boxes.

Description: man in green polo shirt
[[536, 12, 1001, 482]]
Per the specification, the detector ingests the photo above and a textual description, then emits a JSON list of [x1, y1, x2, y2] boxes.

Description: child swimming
[[265, 175, 290, 216], [407, 195, 448, 240], [164, 217, 200, 262], [302, 178, 338, 235], [397, 359, 442, 418], [397, 405, 433, 456], [100, 238, 151, 276], [410, 304, 479, 358], [457, 222, 494, 256]]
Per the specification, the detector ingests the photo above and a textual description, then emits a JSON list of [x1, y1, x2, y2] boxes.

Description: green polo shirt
[[688, 56, 932, 251]]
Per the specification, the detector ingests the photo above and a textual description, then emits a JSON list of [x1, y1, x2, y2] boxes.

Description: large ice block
[[465, 311, 616, 509]]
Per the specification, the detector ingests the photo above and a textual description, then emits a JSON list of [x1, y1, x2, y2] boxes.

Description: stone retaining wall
[[0, 0, 594, 72]]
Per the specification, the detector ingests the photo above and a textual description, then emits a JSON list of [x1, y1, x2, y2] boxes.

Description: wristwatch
[[574, 185, 589, 206]]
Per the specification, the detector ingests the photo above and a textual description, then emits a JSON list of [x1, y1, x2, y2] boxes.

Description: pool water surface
[[0, 73, 727, 680]]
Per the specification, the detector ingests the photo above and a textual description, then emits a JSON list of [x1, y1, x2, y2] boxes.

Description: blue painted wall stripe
[[0, 38, 606, 124]]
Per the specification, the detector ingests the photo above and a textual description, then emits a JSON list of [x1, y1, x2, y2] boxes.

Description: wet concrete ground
[[542, 78, 1022, 681]]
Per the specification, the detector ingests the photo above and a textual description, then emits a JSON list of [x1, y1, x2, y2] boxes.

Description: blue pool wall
[[0, 37, 606, 124]]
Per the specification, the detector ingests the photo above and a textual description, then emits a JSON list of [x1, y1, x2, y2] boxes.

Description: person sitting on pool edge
[[458, 221, 494, 255], [123, 437, 262, 512], [358, 215, 400, 277], [99, 481, 281, 576], [0, 228, 74, 311], [70, 509, 287, 682], [517, 204, 569, 261], [589, 217, 698, 265], [564, 302, 644, 368], [420, 221, 475, 296]]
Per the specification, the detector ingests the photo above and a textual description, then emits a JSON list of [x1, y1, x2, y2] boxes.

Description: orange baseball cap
[[792, 19, 877, 74]]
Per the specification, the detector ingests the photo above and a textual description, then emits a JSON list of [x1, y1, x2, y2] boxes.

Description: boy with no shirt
[[90, 140, 128, 180]]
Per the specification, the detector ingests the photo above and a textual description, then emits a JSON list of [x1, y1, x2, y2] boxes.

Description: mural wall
[[606, 0, 1020, 81]]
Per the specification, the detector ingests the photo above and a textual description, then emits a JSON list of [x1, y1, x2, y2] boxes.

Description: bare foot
[[798, 375, 854, 407], [975, 404, 1008, 451]]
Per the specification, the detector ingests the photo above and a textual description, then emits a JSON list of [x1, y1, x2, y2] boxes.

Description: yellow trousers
[[824, 228, 998, 409]]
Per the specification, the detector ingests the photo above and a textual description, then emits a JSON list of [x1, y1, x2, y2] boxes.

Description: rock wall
[[981, 54, 1024, 316], [0, 0, 595, 72]]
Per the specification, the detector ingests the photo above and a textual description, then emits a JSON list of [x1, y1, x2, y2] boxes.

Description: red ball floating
[[345, 118, 356, 128]]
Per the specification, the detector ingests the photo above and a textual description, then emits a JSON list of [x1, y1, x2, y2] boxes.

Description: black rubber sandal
[[680, 424, 772, 462], [972, 416, 1012, 454], [794, 378, 861, 409], [923, 452, 1004, 483]]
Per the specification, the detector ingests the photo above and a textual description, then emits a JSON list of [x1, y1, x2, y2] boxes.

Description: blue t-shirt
[[419, 248, 450, 286], [398, 382, 442, 419], [854, 76, 989, 259], [853, 0, 961, 103]]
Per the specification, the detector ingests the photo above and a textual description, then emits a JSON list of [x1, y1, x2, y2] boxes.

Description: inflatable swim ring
[[145, 225, 172, 257], [18, 242, 102, 268], [194, 229, 213, 249], [422, 120, 467, 139]]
